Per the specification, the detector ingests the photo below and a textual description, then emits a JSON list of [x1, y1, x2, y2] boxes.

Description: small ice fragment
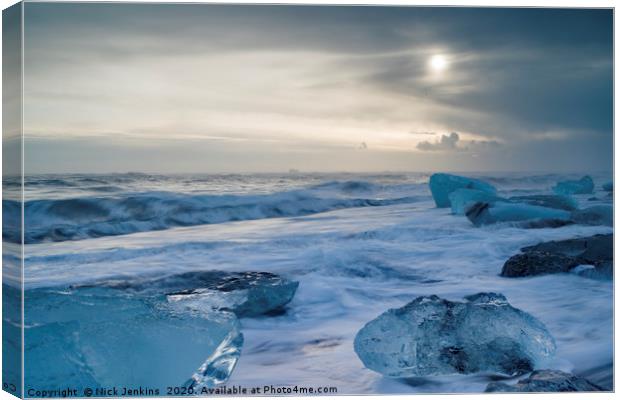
[[184, 329, 244, 390]]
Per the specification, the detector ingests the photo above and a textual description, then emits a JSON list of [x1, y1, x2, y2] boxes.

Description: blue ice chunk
[[429, 173, 497, 208], [466, 202, 571, 227], [184, 329, 244, 390], [553, 176, 594, 195], [449, 188, 505, 215], [354, 293, 555, 378], [602, 181, 613, 192], [508, 195, 578, 211], [571, 205, 613, 227], [79, 271, 299, 317], [25, 287, 243, 392]]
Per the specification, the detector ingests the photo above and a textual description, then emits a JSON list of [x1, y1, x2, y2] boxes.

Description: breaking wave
[[4, 183, 421, 244]]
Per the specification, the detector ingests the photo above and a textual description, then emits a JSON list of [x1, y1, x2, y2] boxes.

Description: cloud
[[416, 132, 460, 151], [20, 4, 612, 173], [410, 130, 437, 136], [417, 132, 500, 152]]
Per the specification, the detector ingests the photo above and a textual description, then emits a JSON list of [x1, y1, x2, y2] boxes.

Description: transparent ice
[[25, 287, 243, 392], [24, 270, 300, 392], [354, 293, 556, 378], [82, 270, 300, 317]]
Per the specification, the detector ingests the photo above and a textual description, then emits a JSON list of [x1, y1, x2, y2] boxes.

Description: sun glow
[[429, 54, 448, 72]]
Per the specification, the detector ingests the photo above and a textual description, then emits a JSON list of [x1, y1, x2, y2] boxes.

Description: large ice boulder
[[465, 202, 571, 227], [502, 234, 612, 280], [26, 270, 300, 392], [485, 370, 604, 392], [508, 195, 578, 211], [602, 181, 613, 192], [354, 293, 555, 378], [553, 176, 594, 195], [449, 189, 504, 215], [25, 286, 243, 392], [429, 173, 497, 208]]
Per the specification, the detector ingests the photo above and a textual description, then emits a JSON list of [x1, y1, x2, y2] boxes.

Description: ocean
[[3, 172, 614, 394]]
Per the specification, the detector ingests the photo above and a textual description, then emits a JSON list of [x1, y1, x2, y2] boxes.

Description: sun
[[429, 54, 448, 72]]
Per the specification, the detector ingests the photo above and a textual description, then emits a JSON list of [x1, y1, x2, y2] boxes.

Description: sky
[[17, 4, 613, 174]]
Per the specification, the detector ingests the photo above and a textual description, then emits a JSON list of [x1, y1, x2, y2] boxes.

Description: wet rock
[[501, 251, 579, 277], [502, 234, 612, 280], [522, 234, 612, 261]]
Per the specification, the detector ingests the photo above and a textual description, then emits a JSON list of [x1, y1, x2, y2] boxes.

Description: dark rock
[[501, 251, 578, 277], [502, 234, 613, 280], [519, 219, 573, 229], [485, 369, 605, 392], [522, 234, 612, 264], [465, 202, 493, 226]]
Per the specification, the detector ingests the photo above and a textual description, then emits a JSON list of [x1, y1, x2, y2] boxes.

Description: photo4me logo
[[200, 385, 338, 396]]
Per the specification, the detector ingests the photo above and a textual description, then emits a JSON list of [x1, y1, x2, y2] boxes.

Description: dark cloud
[[417, 132, 460, 151], [417, 132, 500, 153]]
